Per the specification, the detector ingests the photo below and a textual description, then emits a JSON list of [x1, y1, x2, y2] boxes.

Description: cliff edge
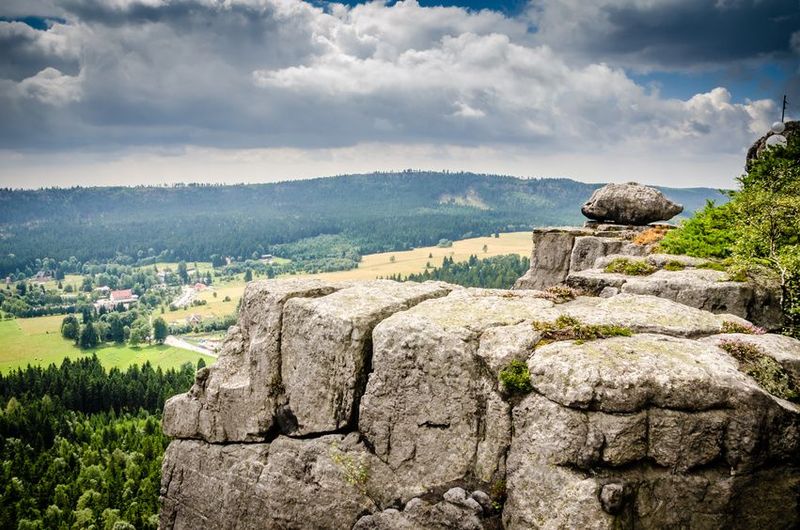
[[159, 278, 800, 529]]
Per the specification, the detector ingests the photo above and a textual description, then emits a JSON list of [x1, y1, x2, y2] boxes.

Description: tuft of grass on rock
[[721, 321, 766, 335], [662, 260, 686, 271], [532, 315, 633, 343], [718, 340, 798, 402], [603, 258, 656, 276], [537, 285, 581, 304], [499, 360, 533, 395]]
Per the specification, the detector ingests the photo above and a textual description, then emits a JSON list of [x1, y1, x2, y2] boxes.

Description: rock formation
[[746, 120, 798, 169], [513, 225, 782, 329], [581, 182, 683, 225], [160, 277, 800, 529]]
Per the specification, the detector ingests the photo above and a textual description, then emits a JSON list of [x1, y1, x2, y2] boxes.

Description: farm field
[[1, 232, 531, 371], [0, 315, 214, 373], [308, 231, 531, 281], [164, 231, 532, 323]]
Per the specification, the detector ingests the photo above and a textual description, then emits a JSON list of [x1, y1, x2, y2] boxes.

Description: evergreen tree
[[61, 315, 80, 341]]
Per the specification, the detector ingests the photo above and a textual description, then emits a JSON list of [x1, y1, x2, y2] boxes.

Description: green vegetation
[[498, 360, 533, 395], [721, 320, 766, 335], [538, 285, 580, 304], [329, 445, 369, 494], [0, 317, 212, 373], [532, 315, 633, 343], [1, 357, 198, 529], [718, 339, 798, 402], [659, 200, 737, 258], [660, 133, 800, 336], [0, 173, 725, 278], [389, 254, 530, 289], [603, 258, 656, 276], [662, 260, 686, 271]]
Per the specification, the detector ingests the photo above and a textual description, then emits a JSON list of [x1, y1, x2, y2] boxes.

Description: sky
[[0, 0, 798, 189]]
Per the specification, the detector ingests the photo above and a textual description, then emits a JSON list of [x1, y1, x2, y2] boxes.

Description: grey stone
[[514, 228, 591, 290], [570, 236, 626, 272], [599, 483, 626, 514], [702, 332, 800, 382], [581, 182, 683, 225], [470, 490, 492, 512], [443, 487, 467, 504], [280, 281, 452, 435], [359, 289, 553, 492], [163, 279, 344, 442]]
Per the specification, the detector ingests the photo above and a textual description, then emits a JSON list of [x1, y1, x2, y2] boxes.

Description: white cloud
[[18, 67, 83, 104]]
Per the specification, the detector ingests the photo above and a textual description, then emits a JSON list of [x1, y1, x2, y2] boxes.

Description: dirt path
[[165, 335, 218, 358]]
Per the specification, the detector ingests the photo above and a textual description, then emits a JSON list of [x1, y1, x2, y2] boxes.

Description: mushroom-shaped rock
[[581, 183, 683, 225]]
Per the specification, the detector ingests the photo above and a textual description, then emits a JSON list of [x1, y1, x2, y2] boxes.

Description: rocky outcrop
[[581, 183, 683, 225], [513, 224, 782, 330], [161, 278, 800, 529], [746, 120, 798, 169]]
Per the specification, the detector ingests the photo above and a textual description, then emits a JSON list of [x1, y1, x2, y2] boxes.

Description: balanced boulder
[[581, 183, 683, 225]]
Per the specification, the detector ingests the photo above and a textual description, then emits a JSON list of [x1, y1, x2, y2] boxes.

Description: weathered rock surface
[[581, 183, 683, 225], [280, 281, 452, 436], [513, 227, 591, 290], [161, 279, 800, 529], [566, 267, 783, 330], [746, 120, 798, 169]]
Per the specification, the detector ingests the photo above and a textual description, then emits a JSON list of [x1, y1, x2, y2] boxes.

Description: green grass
[[0, 317, 214, 373], [603, 258, 657, 276]]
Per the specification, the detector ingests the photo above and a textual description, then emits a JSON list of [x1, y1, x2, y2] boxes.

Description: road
[[165, 335, 218, 358]]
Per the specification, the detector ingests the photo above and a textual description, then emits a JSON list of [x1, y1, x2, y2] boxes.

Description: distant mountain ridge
[[0, 171, 727, 275]]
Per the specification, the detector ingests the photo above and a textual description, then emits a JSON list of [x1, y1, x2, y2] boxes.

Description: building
[[95, 289, 139, 311]]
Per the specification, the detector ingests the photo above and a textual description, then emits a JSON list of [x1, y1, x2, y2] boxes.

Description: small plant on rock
[[721, 321, 766, 335], [603, 258, 656, 276], [329, 445, 370, 494], [718, 339, 798, 402], [537, 285, 581, 304], [662, 260, 686, 271], [499, 360, 533, 395], [532, 315, 632, 343]]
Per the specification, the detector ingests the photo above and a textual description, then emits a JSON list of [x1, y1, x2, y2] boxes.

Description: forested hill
[[0, 171, 726, 275]]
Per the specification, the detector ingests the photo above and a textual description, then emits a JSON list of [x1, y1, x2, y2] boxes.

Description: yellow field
[[158, 231, 532, 321], [307, 231, 531, 281]]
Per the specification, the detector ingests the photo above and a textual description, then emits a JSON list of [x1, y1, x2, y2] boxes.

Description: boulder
[[280, 281, 452, 435], [581, 183, 683, 225]]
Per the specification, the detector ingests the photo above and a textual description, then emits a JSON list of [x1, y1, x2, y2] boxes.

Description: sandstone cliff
[[160, 277, 800, 529]]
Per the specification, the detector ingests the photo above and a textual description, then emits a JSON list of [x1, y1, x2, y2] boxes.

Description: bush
[[658, 200, 736, 259], [499, 360, 533, 395], [603, 258, 656, 276], [718, 339, 798, 402]]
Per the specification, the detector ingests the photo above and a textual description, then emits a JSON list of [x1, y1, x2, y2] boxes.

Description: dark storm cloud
[[528, 0, 800, 70]]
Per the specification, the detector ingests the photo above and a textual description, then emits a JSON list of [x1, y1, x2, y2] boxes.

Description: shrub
[[603, 258, 656, 276], [532, 315, 633, 343], [658, 200, 736, 259], [696, 261, 727, 272], [721, 321, 766, 335], [718, 339, 798, 402], [632, 226, 669, 246], [499, 360, 533, 395]]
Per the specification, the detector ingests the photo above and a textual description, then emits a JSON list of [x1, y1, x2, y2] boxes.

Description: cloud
[[0, 0, 788, 187], [525, 0, 800, 72]]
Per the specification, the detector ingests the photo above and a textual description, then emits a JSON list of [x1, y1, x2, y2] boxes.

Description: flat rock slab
[[281, 280, 453, 436], [701, 332, 800, 382]]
